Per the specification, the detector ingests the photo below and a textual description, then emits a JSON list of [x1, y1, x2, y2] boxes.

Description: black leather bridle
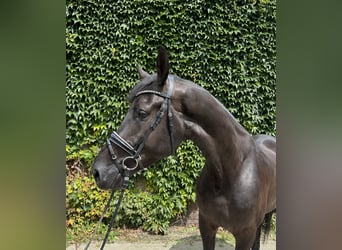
[[106, 75, 175, 177], [86, 76, 175, 250]]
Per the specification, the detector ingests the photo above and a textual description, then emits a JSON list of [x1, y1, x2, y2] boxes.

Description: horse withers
[[93, 46, 276, 250]]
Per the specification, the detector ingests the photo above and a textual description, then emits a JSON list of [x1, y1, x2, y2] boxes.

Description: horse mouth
[[93, 168, 123, 191]]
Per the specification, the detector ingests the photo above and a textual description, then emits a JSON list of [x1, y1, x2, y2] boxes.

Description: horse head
[[93, 46, 185, 190]]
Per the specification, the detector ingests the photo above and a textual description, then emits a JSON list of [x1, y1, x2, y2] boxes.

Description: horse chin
[[95, 172, 123, 191], [109, 174, 124, 191]]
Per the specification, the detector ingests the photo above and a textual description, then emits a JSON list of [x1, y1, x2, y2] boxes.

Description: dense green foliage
[[66, 0, 276, 234]]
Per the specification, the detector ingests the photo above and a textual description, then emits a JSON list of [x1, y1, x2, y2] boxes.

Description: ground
[[66, 226, 276, 250]]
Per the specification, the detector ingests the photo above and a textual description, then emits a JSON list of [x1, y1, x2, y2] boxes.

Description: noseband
[[106, 75, 175, 177]]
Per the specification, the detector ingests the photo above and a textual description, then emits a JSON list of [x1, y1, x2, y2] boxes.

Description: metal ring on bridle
[[122, 156, 140, 171]]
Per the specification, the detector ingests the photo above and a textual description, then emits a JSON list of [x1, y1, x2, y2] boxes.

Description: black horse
[[93, 46, 276, 250]]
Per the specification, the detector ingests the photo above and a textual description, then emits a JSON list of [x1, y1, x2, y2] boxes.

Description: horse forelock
[[128, 73, 159, 103]]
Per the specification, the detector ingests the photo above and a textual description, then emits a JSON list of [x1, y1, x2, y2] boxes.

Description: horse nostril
[[93, 168, 100, 180]]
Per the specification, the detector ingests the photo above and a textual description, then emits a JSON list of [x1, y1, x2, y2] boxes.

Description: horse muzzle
[[93, 161, 123, 190], [106, 132, 146, 173], [93, 132, 146, 190]]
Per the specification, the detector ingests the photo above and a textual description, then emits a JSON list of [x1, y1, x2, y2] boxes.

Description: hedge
[[66, 0, 276, 234]]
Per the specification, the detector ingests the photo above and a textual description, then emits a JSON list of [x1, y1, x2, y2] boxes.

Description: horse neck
[[178, 81, 252, 180]]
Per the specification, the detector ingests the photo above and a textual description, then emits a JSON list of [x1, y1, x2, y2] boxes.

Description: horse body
[[177, 80, 276, 249], [93, 46, 276, 250]]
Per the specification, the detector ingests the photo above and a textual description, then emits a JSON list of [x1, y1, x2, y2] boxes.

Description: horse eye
[[137, 109, 148, 120]]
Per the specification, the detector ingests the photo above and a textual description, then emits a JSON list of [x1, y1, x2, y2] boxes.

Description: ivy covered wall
[[66, 0, 276, 234]]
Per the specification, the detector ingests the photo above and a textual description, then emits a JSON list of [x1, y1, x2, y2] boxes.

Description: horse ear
[[157, 45, 169, 86], [138, 67, 150, 79]]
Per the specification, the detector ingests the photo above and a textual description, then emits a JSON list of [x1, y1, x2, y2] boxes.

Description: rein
[[86, 76, 174, 249]]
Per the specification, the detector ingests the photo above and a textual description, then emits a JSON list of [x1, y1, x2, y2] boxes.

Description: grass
[[66, 222, 119, 244], [66, 224, 236, 245], [217, 227, 236, 245], [67, 223, 275, 247]]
